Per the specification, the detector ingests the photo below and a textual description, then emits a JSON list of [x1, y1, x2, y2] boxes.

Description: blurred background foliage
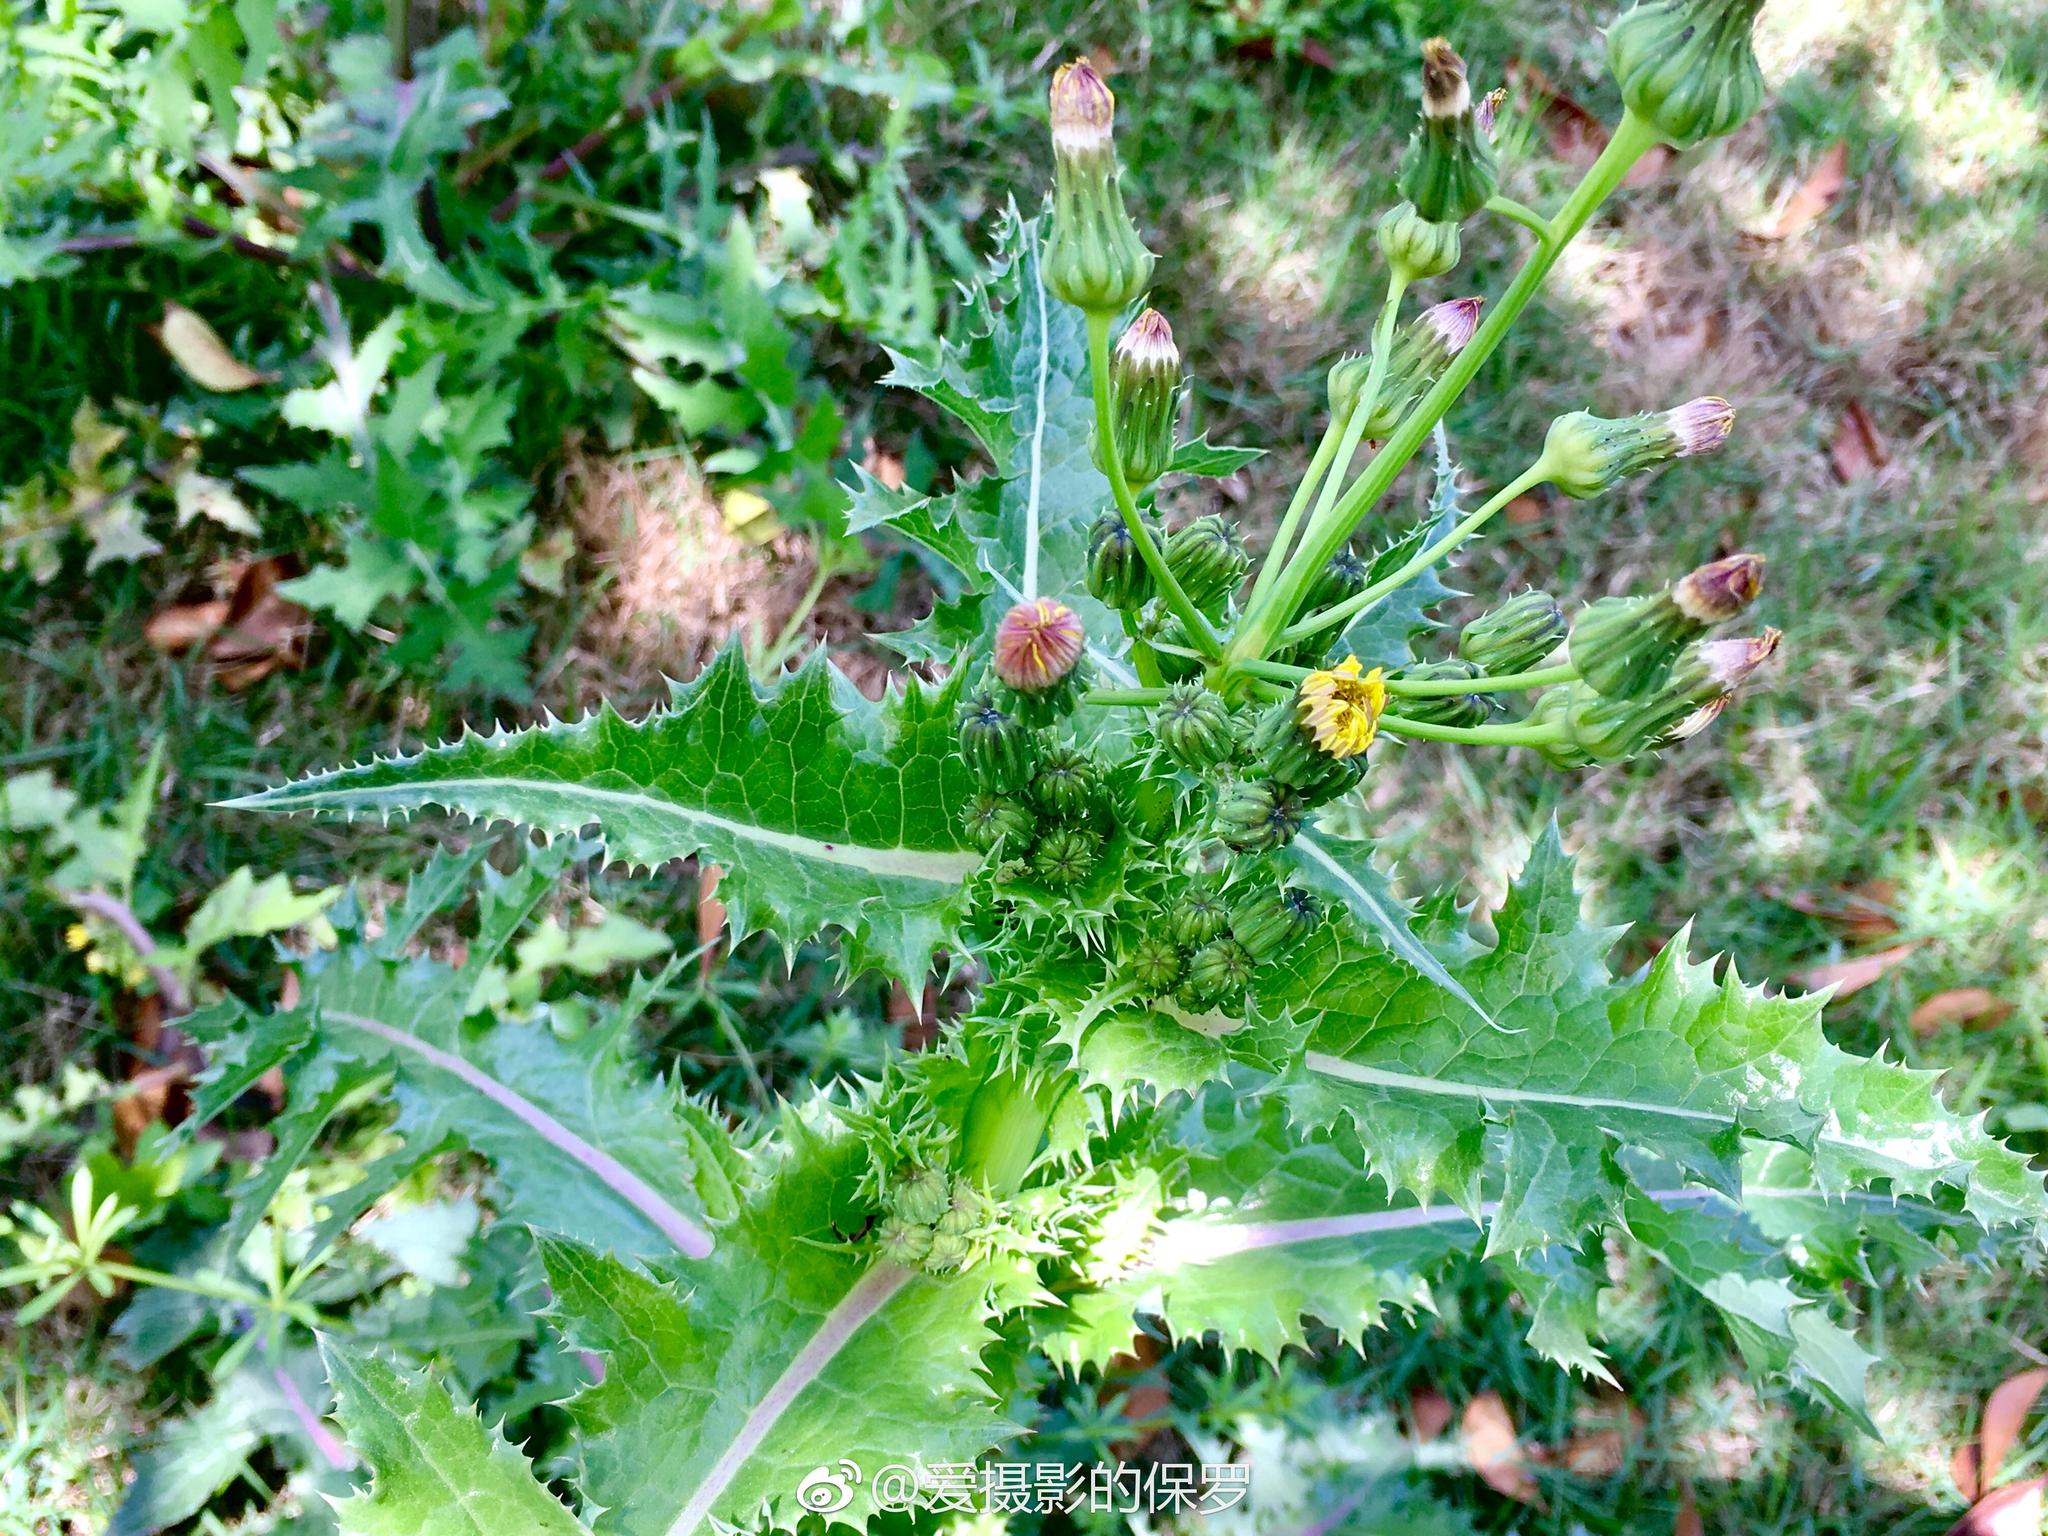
[[4, 0, 2047, 1530]]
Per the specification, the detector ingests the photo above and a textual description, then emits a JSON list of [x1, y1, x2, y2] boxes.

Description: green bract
[[187, 23, 2048, 1531]]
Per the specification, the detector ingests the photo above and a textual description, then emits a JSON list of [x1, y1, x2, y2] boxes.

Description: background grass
[[5, 0, 2048, 1529]]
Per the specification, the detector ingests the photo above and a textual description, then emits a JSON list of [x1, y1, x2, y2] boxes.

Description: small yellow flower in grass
[[1297, 656, 1387, 759], [65, 922, 92, 951]]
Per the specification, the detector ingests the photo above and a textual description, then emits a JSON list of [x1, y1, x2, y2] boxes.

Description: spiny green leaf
[[324, 1343, 591, 1536], [541, 1099, 1007, 1535], [221, 645, 983, 986]]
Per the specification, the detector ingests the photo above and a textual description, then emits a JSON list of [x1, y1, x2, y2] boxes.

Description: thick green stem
[[1278, 464, 1548, 646], [960, 1070, 1063, 1197], [1085, 686, 1171, 707], [1378, 713, 1566, 746], [1486, 194, 1551, 238], [1236, 657, 1312, 684], [1386, 661, 1578, 697], [1242, 411, 1347, 615], [1086, 313, 1220, 656], [1299, 276, 1406, 544], [1231, 110, 1662, 667]]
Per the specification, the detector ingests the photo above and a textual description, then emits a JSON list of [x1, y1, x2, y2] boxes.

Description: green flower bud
[[1045, 59, 1156, 314], [1569, 552, 1765, 699], [1459, 589, 1567, 674], [1181, 937, 1255, 1009], [958, 692, 1034, 790], [1096, 308, 1181, 490], [1328, 297, 1484, 435], [1386, 659, 1492, 728], [1608, 0, 1767, 150], [1154, 682, 1237, 772], [1538, 397, 1735, 499], [1169, 885, 1232, 949], [960, 790, 1036, 852], [888, 1163, 952, 1226], [1030, 742, 1106, 821], [1376, 200, 1462, 285], [1148, 617, 1205, 682], [1398, 39, 1500, 224], [923, 1227, 972, 1273], [934, 1205, 975, 1239], [1086, 510, 1158, 611], [1029, 824, 1103, 886], [1303, 548, 1371, 616], [1123, 931, 1185, 996], [947, 1179, 987, 1222], [1549, 626, 1781, 763], [1164, 514, 1249, 614], [1229, 883, 1321, 963], [1247, 701, 1365, 805], [1214, 779, 1308, 853], [876, 1214, 934, 1266], [1527, 685, 1594, 770]]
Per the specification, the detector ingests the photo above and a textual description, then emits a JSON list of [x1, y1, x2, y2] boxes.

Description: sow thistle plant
[[91, 1, 2041, 1528]]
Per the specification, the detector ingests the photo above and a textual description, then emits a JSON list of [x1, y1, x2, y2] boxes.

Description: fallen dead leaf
[[1831, 399, 1891, 483], [144, 598, 232, 653], [1948, 1477, 2045, 1536], [1956, 1442, 1985, 1504], [1776, 879, 1900, 942], [155, 303, 275, 392], [1559, 1427, 1628, 1477], [1910, 988, 2015, 1035], [1793, 940, 1921, 997], [1675, 1475, 1703, 1536], [1754, 141, 1849, 240], [695, 863, 726, 982], [1506, 59, 1673, 186], [1980, 1367, 2048, 1492], [1463, 1391, 1542, 1506], [146, 556, 311, 689], [1505, 492, 1546, 527], [1409, 1386, 1454, 1441]]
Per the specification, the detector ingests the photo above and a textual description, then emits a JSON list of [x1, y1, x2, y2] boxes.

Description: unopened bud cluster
[[1535, 625, 1780, 766], [873, 1164, 989, 1275], [1119, 873, 1324, 1015]]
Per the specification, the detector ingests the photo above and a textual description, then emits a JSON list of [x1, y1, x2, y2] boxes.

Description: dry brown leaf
[[1409, 1386, 1454, 1441], [1506, 492, 1546, 527], [1948, 1477, 2046, 1536], [1956, 1441, 1985, 1504], [1463, 1391, 1542, 1506], [695, 863, 726, 983], [208, 556, 312, 690], [1675, 1474, 1703, 1536], [1980, 1367, 2048, 1491], [1559, 1427, 1628, 1477], [1758, 141, 1849, 240], [1793, 940, 1921, 997], [1506, 59, 1674, 186], [1777, 879, 1900, 942], [1831, 399, 1891, 483], [1910, 988, 2015, 1035], [145, 598, 232, 653], [156, 303, 275, 392]]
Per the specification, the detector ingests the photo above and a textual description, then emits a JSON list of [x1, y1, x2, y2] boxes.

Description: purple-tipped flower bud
[[1046, 59, 1155, 314], [994, 598, 1086, 693], [1376, 201, 1461, 284], [1097, 308, 1182, 489], [1545, 626, 1781, 764], [1608, 0, 1768, 150], [1568, 553, 1767, 699], [1329, 297, 1485, 433], [1474, 85, 1507, 137], [1398, 39, 1500, 224], [1538, 397, 1736, 498]]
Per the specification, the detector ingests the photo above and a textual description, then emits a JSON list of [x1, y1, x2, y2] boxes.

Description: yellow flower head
[[64, 922, 92, 952], [1297, 656, 1386, 759]]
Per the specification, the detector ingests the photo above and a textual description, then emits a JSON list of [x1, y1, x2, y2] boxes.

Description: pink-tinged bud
[[1662, 695, 1729, 743], [1672, 552, 1766, 623], [1668, 397, 1735, 459], [1475, 86, 1506, 137], [1050, 59, 1115, 158], [1421, 295, 1484, 355], [1419, 38, 1472, 119], [1695, 627, 1782, 691], [994, 599, 1086, 693], [1115, 307, 1178, 373]]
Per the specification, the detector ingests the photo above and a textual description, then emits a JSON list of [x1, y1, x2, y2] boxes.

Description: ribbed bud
[[1030, 824, 1102, 886], [1608, 0, 1768, 150], [1098, 308, 1182, 489], [1155, 682, 1237, 772], [1164, 514, 1249, 613], [923, 1227, 971, 1273], [1181, 937, 1255, 1009], [1568, 557, 1767, 701], [1458, 589, 1567, 673], [1303, 549, 1370, 616], [1545, 628, 1779, 764], [1386, 659, 1492, 727], [1329, 298, 1485, 434], [1249, 701, 1366, 804], [1169, 886, 1232, 949], [1123, 932, 1184, 996], [1229, 883, 1321, 963], [1214, 779, 1308, 853], [1046, 59, 1156, 314], [994, 598, 1087, 693], [1398, 39, 1500, 224], [876, 1214, 934, 1265], [1376, 201, 1462, 284], [957, 692, 1034, 790], [1086, 511, 1158, 611], [1148, 616, 1205, 682], [1029, 743, 1106, 821], [960, 791, 1037, 852], [888, 1164, 952, 1226], [1539, 397, 1735, 498]]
